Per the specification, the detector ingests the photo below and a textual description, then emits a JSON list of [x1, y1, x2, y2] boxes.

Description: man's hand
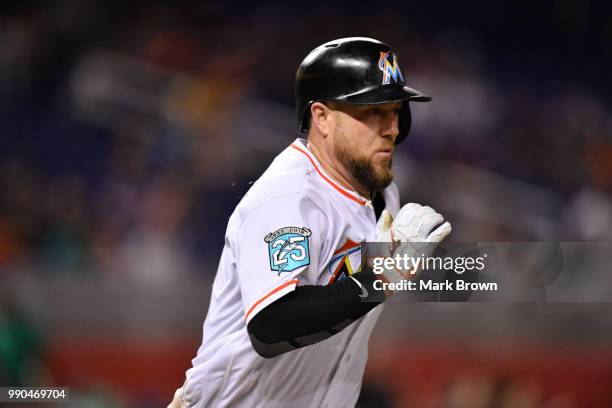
[[389, 203, 451, 243], [373, 203, 451, 286]]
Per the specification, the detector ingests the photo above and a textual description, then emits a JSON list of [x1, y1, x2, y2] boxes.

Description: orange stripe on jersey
[[245, 279, 299, 321], [333, 239, 361, 256], [290, 144, 367, 206]]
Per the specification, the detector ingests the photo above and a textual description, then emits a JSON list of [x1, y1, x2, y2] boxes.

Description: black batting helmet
[[295, 37, 431, 144]]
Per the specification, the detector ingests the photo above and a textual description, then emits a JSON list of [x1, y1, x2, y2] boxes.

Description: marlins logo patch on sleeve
[[264, 227, 311, 275]]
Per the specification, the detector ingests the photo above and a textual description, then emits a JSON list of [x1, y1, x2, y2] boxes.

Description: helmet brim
[[341, 85, 432, 104]]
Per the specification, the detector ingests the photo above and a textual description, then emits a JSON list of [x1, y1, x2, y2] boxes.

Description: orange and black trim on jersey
[[328, 256, 353, 284], [245, 279, 299, 322]]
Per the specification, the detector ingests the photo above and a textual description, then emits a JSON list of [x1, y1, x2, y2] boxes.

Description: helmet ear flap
[[396, 102, 412, 144], [298, 101, 313, 133]]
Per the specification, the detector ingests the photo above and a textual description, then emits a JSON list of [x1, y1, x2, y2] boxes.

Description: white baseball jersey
[[182, 138, 400, 408]]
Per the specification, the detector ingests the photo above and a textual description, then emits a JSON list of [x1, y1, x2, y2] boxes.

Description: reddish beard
[[334, 144, 394, 193]]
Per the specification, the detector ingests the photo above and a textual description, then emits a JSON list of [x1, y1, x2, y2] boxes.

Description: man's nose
[[381, 111, 400, 142]]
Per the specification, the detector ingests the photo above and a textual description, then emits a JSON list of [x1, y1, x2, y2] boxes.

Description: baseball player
[[168, 37, 451, 408]]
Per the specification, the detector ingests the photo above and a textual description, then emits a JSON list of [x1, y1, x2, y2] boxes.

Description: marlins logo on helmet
[[378, 51, 404, 85]]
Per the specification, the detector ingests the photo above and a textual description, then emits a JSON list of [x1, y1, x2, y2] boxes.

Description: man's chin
[[372, 169, 394, 190], [340, 152, 393, 192], [373, 156, 392, 170], [376, 164, 394, 180]]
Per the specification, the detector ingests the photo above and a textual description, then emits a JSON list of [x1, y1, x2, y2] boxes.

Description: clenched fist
[[373, 203, 451, 286]]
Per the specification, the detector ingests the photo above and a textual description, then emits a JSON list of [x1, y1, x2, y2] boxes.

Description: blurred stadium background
[[1, 0, 612, 407]]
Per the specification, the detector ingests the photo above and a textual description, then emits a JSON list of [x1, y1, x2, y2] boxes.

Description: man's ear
[[310, 102, 333, 137]]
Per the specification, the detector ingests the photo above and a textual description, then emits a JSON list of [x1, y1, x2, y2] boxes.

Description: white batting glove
[[373, 204, 451, 286], [391, 203, 451, 243]]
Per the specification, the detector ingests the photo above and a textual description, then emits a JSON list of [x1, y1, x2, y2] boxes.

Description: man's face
[[328, 101, 402, 193]]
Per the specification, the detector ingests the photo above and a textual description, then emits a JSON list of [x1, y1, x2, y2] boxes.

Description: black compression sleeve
[[247, 270, 385, 358]]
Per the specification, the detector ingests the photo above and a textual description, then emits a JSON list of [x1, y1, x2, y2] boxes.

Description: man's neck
[[306, 140, 371, 199]]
